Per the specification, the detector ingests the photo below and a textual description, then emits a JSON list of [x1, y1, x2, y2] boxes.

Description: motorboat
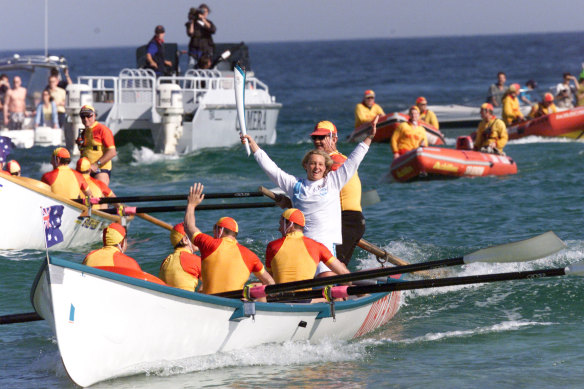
[[507, 106, 584, 140], [66, 43, 281, 155], [425, 104, 534, 128], [0, 54, 66, 148]]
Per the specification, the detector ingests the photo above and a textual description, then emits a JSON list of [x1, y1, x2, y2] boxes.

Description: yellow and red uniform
[[420, 109, 439, 129], [83, 246, 142, 271], [528, 103, 557, 118], [159, 246, 202, 291], [475, 117, 508, 150], [41, 166, 88, 199], [80, 122, 116, 171], [266, 230, 335, 284], [354, 102, 384, 128], [391, 122, 428, 155], [192, 232, 266, 294], [502, 94, 524, 125], [329, 151, 362, 212]]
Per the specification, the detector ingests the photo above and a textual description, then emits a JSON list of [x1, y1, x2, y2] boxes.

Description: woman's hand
[[240, 134, 259, 153]]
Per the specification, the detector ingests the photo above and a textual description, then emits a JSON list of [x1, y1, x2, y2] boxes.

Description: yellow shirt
[[528, 103, 557, 118], [578, 85, 584, 107], [475, 117, 508, 150], [159, 246, 201, 291], [354, 102, 384, 128], [502, 95, 524, 125], [391, 122, 428, 155], [420, 109, 439, 129], [330, 151, 362, 212]]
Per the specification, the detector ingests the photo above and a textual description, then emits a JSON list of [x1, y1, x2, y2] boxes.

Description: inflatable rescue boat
[[348, 112, 445, 145], [389, 137, 517, 182], [508, 106, 584, 140]]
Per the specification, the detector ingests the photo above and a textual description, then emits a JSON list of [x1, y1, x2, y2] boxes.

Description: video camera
[[188, 7, 203, 21]]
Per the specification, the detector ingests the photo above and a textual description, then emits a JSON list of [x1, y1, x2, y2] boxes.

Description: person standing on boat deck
[[186, 4, 216, 68], [83, 223, 142, 271], [310, 120, 366, 266], [47, 75, 67, 129], [502, 84, 525, 125], [3, 76, 27, 130], [76, 104, 117, 186], [184, 183, 275, 295], [50, 67, 72, 90], [0, 74, 9, 127], [354, 89, 384, 128], [145, 25, 173, 77], [486, 71, 507, 107], [416, 96, 439, 129], [528, 93, 557, 119], [35, 89, 59, 129], [159, 222, 202, 292], [391, 106, 428, 159], [76, 157, 115, 209], [266, 208, 349, 284], [5, 160, 21, 176], [555, 72, 579, 109], [41, 147, 92, 200], [241, 117, 377, 278], [474, 103, 508, 154]]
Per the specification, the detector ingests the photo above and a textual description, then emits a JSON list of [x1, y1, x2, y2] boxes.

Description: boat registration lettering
[[246, 110, 267, 132], [432, 162, 458, 173], [464, 166, 485, 176], [77, 217, 107, 231]]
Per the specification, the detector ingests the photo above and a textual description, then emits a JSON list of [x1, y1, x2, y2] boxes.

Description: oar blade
[[565, 260, 584, 276], [361, 189, 380, 208], [463, 231, 566, 264]]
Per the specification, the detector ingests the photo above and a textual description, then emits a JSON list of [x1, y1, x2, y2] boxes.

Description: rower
[[159, 222, 202, 291], [83, 222, 142, 271], [41, 147, 92, 200], [391, 106, 428, 159], [266, 208, 349, 285], [5, 159, 20, 176], [183, 182, 275, 295], [76, 157, 115, 209]]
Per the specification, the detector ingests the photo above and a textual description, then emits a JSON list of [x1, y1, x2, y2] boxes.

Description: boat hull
[[348, 112, 445, 146], [389, 147, 517, 182], [507, 107, 584, 140], [0, 174, 123, 250], [32, 257, 401, 387]]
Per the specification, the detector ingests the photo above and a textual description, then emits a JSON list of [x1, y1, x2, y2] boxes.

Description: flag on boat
[[43, 205, 65, 247], [0, 136, 13, 163]]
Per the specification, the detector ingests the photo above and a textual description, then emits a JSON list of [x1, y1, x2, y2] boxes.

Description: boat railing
[[118, 68, 156, 106], [77, 76, 118, 104]]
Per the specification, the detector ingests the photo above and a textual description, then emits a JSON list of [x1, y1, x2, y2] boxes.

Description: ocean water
[[2, 31, 584, 388]]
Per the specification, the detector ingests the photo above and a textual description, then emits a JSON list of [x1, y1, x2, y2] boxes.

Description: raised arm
[[184, 183, 205, 238]]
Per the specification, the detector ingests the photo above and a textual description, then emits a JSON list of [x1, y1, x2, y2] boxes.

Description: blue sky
[[1, 0, 583, 51]]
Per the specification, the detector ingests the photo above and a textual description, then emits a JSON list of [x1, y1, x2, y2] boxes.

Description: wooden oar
[[104, 202, 276, 214], [135, 213, 172, 231], [0, 312, 42, 325], [268, 260, 583, 302], [213, 231, 565, 299], [72, 191, 265, 204]]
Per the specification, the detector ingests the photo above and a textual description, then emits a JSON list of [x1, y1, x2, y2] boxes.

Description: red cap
[[416, 96, 427, 104], [282, 208, 305, 227], [310, 120, 337, 136], [364, 89, 375, 98], [53, 147, 70, 159], [170, 222, 187, 247], [76, 157, 91, 173], [481, 103, 494, 112], [216, 217, 238, 233], [103, 223, 126, 246], [6, 160, 20, 174], [544, 92, 554, 102], [409, 105, 420, 113]]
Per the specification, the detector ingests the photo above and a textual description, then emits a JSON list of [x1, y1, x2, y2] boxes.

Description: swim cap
[[53, 147, 70, 159], [76, 157, 91, 173], [544, 92, 554, 102], [170, 222, 187, 247], [216, 217, 238, 233], [311, 120, 337, 136], [282, 208, 305, 227], [416, 96, 427, 104], [103, 223, 126, 246], [6, 160, 20, 174], [481, 103, 494, 112]]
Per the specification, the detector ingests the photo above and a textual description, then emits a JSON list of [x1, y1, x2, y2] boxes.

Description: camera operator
[[185, 4, 216, 68]]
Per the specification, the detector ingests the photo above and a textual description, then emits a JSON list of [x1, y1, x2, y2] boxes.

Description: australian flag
[[43, 205, 65, 248], [0, 136, 13, 163]]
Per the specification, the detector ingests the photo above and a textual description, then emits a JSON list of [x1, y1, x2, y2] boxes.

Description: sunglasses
[[80, 113, 94, 119], [311, 135, 327, 141]]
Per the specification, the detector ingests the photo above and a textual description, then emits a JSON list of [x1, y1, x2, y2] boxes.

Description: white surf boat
[[66, 43, 281, 155], [0, 54, 66, 148], [0, 174, 125, 250], [31, 256, 401, 387]]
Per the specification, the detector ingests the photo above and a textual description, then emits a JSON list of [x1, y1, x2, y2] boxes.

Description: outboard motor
[[456, 136, 474, 150], [66, 84, 93, 155], [155, 83, 184, 155]]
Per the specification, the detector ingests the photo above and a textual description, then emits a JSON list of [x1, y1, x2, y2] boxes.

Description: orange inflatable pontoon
[[508, 107, 584, 140]]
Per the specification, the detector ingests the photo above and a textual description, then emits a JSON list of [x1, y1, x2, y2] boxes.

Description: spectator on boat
[[34, 89, 59, 129], [3, 76, 27, 130], [76, 104, 117, 186], [83, 222, 142, 271], [0, 74, 9, 126], [5, 159, 20, 176], [416, 96, 439, 129], [184, 182, 275, 295], [266, 208, 349, 284], [474, 103, 508, 154], [528, 93, 557, 119], [355, 89, 384, 128], [486, 71, 507, 107], [310, 120, 365, 267], [145, 25, 173, 77], [502, 84, 525, 125], [577, 75, 584, 107], [47, 74, 67, 128], [241, 118, 377, 278], [391, 106, 428, 159], [76, 157, 115, 209], [519, 80, 537, 106], [555, 72, 579, 109], [50, 67, 72, 90], [197, 54, 213, 70], [159, 222, 202, 292], [41, 147, 92, 200], [186, 4, 216, 68]]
